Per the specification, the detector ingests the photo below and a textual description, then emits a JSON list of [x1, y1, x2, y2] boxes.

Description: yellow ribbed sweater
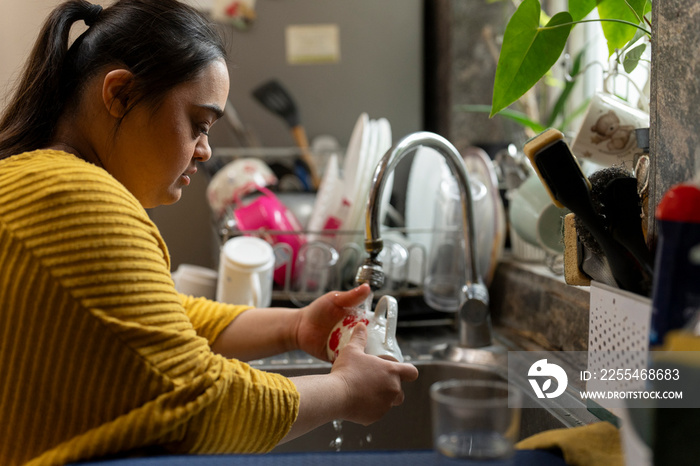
[[0, 150, 299, 465]]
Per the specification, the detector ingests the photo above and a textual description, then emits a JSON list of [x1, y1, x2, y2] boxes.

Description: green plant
[[458, 47, 590, 134], [490, 0, 652, 117]]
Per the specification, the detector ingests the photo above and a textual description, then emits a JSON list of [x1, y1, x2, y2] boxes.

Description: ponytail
[[0, 1, 100, 159], [0, 0, 226, 160]]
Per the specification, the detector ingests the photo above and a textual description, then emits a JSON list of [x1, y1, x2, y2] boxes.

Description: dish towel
[[659, 330, 700, 351], [516, 421, 623, 466]]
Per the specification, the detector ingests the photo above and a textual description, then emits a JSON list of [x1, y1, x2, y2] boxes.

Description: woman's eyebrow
[[198, 104, 225, 119]]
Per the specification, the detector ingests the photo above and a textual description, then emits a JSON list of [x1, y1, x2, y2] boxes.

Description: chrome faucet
[[355, 131, 493, 349]]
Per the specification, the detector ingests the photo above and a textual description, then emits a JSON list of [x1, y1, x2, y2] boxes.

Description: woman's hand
[[292, 284, 372, 361], [283, 322, 419, 443], [329, 322, 419, 425], [209, 284, 370, 361]]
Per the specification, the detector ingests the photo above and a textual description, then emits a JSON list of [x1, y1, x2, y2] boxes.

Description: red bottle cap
[[656, 183, 700, 223]]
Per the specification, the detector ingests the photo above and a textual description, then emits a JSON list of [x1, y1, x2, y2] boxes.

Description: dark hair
[[0, 0, 227, 159]]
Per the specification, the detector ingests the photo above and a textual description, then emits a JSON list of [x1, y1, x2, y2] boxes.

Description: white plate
[[405, 146, 448, 284], [346, 118, 394, 237], [377, 118, 394, 225], [462, 146, 506, 285], [342, 113, 369, 204], [343, 118, 378, 238], [356, 118, 377, 194]]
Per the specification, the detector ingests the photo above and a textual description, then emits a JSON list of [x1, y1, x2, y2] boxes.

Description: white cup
[[365, 295, 403, 362], [508, 174, 569, 256], [216, 236, 274, 308], [172, 264, 218, 299], [326, 295, 403, 362], [571, 92, 649, 170]]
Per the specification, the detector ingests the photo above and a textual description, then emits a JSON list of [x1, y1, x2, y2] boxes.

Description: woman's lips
[[181, 167, 197, 185]]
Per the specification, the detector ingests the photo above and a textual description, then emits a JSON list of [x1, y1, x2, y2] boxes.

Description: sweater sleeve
[[179, 294, 251, 346], [0, 152, 299, 465]]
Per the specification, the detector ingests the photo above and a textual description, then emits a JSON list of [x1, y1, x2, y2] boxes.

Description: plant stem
[[539, 18, 651, 36], [625, 0, 645, 26]]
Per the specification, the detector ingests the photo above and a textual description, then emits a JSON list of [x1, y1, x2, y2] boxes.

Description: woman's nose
[[195, 140, 212, 163]]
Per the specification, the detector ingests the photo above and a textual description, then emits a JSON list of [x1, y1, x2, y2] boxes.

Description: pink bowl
[[233, 186, 306, 285]]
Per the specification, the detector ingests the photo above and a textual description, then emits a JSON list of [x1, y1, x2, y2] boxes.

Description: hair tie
[[84, 3, 103, 27]]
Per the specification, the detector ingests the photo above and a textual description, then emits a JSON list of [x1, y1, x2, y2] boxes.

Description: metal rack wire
[[216, 219, 437, 307]]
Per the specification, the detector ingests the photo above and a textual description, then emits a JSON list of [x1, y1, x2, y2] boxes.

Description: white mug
[[326, 295, 403, 362], [571, 92, 649, 170], [216, 236, 274, 308], [172, 264, 218, 299], [508, 174, 569, 256]]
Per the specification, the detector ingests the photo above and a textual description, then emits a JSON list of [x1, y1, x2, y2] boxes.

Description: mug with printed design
[[571, 92, 649, 170], [326, 295, 403, 362]]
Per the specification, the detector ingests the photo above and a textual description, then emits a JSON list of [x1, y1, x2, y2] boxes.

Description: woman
[[0, 1, 418, 464]]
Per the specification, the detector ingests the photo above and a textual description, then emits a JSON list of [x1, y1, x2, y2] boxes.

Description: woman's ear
[[101, 69, 135, 118]]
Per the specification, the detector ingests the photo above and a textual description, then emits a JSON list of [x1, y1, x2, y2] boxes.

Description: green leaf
[[456, 104, 547, 133], [491, 0, 573, 116], [597, 0, 643, 55], [569, 0, 597, 21], [625, 0, 650, 22], [623, 43, 646, 73], [620, 27, 648, 54]]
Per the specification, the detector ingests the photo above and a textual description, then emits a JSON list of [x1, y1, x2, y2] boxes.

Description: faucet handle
[[463, 282, 489, 307], [458, 282, 492, 348]]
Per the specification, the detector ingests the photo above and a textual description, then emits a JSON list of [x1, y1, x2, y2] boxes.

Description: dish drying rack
[[216, 219, 440, 307], [207, 144, 496, 311], [210, 145, 432, 306]]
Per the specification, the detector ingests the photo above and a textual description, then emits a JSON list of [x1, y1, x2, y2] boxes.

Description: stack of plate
[[307, 113, 394, 247]]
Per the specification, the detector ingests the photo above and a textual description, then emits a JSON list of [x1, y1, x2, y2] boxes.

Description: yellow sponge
[[523, 128, 591, 209], [563, 213, 591, 286]]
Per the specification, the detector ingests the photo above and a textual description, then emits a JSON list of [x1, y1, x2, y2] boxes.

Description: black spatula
[[252, 80, 320, 188]]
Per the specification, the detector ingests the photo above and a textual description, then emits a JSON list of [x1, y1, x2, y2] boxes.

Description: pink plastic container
[[233, 186, 306, 286]]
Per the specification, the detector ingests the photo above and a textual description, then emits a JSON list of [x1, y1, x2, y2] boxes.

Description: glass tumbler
[[430, 379, 522, 461]]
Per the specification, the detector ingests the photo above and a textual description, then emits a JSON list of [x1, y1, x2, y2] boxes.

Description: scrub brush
[[523, 129, 649, 295], [597, 168, 654, 276]]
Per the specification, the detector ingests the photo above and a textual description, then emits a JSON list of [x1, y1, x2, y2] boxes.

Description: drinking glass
[[430, 379, 522, 461]]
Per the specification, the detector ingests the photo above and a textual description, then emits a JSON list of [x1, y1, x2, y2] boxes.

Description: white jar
[[216, 236, 274, 308]]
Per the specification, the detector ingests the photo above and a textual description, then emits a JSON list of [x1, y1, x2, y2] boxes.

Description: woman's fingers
[[348, 322, 368, 350], [329, 283, 372, 309], [396, 362, 419, 382]]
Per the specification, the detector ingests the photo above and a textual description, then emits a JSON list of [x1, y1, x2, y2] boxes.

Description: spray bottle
[[649, 174, 700, 345]]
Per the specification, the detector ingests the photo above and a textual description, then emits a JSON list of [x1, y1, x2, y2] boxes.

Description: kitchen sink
[[260, 356, 599, 453]]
